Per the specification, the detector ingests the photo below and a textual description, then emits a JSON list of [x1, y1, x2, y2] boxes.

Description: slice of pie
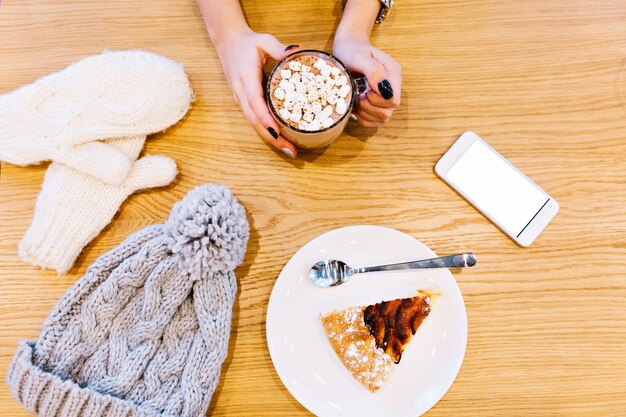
[[320, 290, 434, 392]]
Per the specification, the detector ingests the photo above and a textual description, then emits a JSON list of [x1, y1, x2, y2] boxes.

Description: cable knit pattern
[[18, 135, 177, 274], [7, 184, 250, 417], [0, 49, 193, 184]]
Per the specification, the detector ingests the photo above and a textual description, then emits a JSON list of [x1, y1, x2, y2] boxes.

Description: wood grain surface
[[1, 0, 626, 415]]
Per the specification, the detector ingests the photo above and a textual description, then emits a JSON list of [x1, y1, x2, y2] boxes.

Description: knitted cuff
[[7, 341, 164, 417]]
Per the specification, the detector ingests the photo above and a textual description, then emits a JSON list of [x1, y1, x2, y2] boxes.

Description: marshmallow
[[325, 92, 338, 105], [296, 82, 307, 93], [331, 67, 341, 77], [298, 121, 309, 130], [279, 79, 290, 90], [335, 75, 348, 86], [295, 92, 307, 103], [322, 118, 335, 128], [321, 105, 333, 119], [338, 85, 351, 98], [289, 111, 302, 123], [281, 69, 292, 79], [292, 102, 303, 114], [311, 102, 322, 115], [290, 73, 301, 84], [284, 100, 294, 111], [314, 58, 327, 70], [289, 60, 302, 71], [308, 119, 321, 131], [283, 82, 295, 93], [301, 65, 311, 73], [303, 112, 314, 123], [321, 65, 331, 77], [307, 90, 319, 101], [279, 108, 292, 120], [305, 72, 315, 81], [273, 87, 285, 100], [335, 99, 347, 115]]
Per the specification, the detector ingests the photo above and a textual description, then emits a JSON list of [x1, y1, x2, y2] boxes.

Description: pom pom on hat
[[165, 184, 249, 277]]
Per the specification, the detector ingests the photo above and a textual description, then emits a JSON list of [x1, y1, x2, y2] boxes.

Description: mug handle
[[353, 77, 371, 96]]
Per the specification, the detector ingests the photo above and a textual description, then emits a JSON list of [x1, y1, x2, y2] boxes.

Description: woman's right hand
[[214, 29, 299, 158]]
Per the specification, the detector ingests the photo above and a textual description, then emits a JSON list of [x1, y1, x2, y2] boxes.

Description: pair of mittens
[[1, 50, 193, 273]]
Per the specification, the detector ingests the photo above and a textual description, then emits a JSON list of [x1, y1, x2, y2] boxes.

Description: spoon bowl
[[309, 260, 350, 287]]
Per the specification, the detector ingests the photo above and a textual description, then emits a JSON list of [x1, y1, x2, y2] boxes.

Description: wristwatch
[[375, 0, 394, 24], [341, 0, 395, 24]]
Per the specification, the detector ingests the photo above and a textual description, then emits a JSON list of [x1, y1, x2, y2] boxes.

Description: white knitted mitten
[[18, 135, 178, 273], [0, 50, 192, 184]]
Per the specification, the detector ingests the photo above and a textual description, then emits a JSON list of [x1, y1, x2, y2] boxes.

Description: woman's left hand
[[333, 36, 402, 128]]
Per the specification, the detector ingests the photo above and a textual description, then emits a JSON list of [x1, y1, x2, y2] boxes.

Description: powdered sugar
[[320, 306, 393, 392]]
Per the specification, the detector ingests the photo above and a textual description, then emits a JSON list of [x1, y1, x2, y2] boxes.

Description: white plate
[[266, 225, 468, 417]]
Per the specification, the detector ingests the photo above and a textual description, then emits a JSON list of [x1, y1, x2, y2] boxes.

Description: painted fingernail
[[281, 148, 295, 158], [378, 80, 394, 100], [285, 45, 299, 51], [350, 114, 358, 121], [268, 127, 279, 139]]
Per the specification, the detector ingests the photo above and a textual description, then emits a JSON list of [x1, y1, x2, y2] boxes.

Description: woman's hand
[[197, 0, 298, 157], [333, 0, 402, 128], [214, 29, 299, 157], [333, 37, 401, 128]]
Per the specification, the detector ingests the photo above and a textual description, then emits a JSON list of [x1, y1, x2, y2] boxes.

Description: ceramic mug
[[266, 49, 368, 149]]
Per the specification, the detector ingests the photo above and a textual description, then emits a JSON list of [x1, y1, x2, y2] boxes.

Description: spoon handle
[[350, 253, 476, 275]]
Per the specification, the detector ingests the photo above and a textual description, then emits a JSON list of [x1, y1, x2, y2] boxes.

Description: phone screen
[[445, 140, 550, 237]]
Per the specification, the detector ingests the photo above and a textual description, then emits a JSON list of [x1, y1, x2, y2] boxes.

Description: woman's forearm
[[197, 0, 251, 52], [335, 0, 380, 42]]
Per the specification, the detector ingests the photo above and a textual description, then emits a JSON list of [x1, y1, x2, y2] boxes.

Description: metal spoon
[[308, 253, 476, 287]]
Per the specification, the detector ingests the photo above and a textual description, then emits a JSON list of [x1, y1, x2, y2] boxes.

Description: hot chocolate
[[266, 50, 365, 149], [268, 54, 352, 132]]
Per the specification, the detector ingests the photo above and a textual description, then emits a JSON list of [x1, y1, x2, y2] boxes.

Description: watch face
[[376, 0, 393, 24]]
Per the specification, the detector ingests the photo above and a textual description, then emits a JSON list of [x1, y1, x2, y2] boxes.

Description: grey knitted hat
[[7, 184, 249, 417]]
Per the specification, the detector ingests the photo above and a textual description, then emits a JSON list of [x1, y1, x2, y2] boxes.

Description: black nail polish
[[378, 80, 394, 100], [285, 45, 299, 52], [268, 127, 279, 139]]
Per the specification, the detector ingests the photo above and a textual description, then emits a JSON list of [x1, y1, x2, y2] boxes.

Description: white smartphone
[[435, 131, 559, 247]]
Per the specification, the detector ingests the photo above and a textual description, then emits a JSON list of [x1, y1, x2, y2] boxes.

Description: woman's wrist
[[212, 26, 252, 58], [197, 0, 252, 55], [335, 0, 379, 44]]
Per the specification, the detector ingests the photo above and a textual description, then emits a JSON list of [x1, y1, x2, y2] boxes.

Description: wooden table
[[2, 1, 626, 415]]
